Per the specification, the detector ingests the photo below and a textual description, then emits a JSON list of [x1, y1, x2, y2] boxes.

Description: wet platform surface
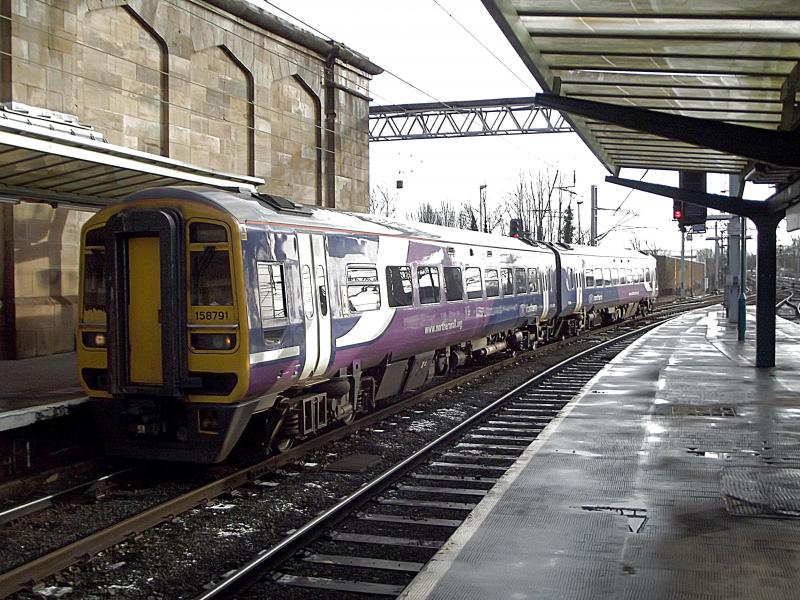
[[0, 352, 86, 432], [402, 307, 800, 600]]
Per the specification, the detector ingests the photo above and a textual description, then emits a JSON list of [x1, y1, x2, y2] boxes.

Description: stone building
[[0, 0, 381, 358]]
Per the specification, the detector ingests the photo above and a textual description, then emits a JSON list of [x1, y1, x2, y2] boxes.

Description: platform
[[0, 353, 86, 432], [402, 306, 800, 600]]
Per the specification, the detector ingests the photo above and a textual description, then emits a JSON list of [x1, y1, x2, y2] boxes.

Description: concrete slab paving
[[402, 306, 800, 600]]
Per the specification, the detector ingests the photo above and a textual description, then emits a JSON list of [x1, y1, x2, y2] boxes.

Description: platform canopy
[[482, 0, 800, 186], [0, 105, 263, 209]]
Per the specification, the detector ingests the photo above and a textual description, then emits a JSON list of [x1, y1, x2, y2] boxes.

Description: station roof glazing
[[483, 0, 800, 180]]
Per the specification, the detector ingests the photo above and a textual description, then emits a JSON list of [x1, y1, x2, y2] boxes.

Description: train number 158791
[[194, 310, 229, 321]]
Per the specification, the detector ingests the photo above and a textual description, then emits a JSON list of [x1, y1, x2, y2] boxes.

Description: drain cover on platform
[[325, 454, 382, 473], [722, 466, 800, 518], [657, 404, 737, 417]]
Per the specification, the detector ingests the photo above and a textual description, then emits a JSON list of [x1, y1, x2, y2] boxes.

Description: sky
[[262, 0, 797, 256]]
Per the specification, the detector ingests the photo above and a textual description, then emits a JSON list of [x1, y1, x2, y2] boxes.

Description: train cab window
[[514, 268, 527, 295], [485, 268, 500, 298], [585, 269, 594, 288], [444, 267, 464, 302], [465, 267, 483, 299], [528, 268, 539, 293], [386, 266, 413, 307], [347, 265, 380, 312], [500, 268, 513, 296], [418, 266, 441, 304], [190, 249, 233, 306], [83, 250, 106, 311], [190, 222, 228, 243]]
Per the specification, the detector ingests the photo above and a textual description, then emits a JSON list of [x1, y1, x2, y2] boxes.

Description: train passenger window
[[620, 270, 627, 284], [611, 269, 619, 285], [316, 265, 328, 316], [528, 268, 539, 293], [190, 222, 227, 243], [302, 266, 315, 318], [190, 249, 233, 306], [465, 267, 482, 299], [444, 267, 464, 302], [256, 262, 287, 322], [485, 269, 500, 298], [604, 268, 612, 287], [514, 268, 527, 294], [594, 268, 602, 286], [585, 269, 594, 288], [83, 250, 106, 311], [386, 266, 413, 307], [645, 269, 651, 283], [347, 266, 380, 312], [418, 266, 441, 304], [565, 268, 574, 290], [500, 268, 513, 295]]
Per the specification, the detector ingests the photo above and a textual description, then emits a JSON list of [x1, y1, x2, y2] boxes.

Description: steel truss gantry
[[369, 97, 573, 142]]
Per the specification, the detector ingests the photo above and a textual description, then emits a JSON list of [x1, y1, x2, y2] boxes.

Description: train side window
[[603, 268, 612, 287], [347, 265, 380, 312], [594, 268, 602, 286], [485, 268, 500, 298], [465, 267, 483, 299], [190, 248, 233, 306], [301, 266, 315, 318], [444, 267, 464, 302], [257, 262, 287, 342], [611, 268, 618, 285], [584, 269, 594, 288], [418, 266, 441, 304], [316, 265, 328, 316], [645, 269, 651, 283], [528, 268, 539, 293], [386, 266, 413, 307], [500, 268, 513, 296], [565, 268, 574, 290], [514, 268, 527, 294]]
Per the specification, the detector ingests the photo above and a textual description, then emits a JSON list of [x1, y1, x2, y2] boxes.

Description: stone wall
[[2, 0, 377, 357]]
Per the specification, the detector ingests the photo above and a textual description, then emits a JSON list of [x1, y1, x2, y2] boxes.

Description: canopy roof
[[483, 0, 800, 183], [0, 105, 262, 208]]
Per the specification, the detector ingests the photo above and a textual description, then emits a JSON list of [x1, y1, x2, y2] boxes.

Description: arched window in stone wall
[[188, 46, 253, 177], [268, 74, 321, 206], [76, 5, 166, 155]]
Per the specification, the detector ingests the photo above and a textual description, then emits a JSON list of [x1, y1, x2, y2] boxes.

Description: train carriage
[[77, 186, 656, 462]]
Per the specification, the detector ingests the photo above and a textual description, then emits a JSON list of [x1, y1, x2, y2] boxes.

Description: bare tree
[[369, 185, 397, 217], [410, 200, 457, 227], [629, 235, 666, 256], [505, 169, 562, 241]]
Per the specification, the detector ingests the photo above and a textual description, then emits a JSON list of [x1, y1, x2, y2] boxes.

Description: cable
[[430, 0, 538, 95]]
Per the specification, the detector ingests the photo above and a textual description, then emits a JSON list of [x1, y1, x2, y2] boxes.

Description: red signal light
[[673, 209, 683, 220]]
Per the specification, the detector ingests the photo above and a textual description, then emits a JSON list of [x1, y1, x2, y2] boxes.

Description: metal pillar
[[590, 185, 597, 246], [679, 230, 685, 299], [753, 214, 783, 368], [727, 217, 741, 323], [713, 222, 720, 291], [738, 217, 746, 342]]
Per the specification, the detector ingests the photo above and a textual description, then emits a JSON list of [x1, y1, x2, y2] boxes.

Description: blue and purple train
[[77, 187, 657, 462]]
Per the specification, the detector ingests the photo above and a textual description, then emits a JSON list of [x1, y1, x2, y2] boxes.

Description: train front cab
[[78, 199, 255, 462]]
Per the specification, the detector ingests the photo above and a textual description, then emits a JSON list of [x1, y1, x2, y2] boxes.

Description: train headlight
[[82, 331, 107, 348], [191, 333, 236, 350]]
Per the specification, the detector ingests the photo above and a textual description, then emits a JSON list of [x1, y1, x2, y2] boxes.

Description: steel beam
[[369, 98, 572, 141], [535, 93, 800, 167]]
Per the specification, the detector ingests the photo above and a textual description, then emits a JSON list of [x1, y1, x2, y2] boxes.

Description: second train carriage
[[77, 187, 657, 462]]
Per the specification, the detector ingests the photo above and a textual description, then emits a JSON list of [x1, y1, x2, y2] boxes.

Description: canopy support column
[[753, 213, 784, 368]]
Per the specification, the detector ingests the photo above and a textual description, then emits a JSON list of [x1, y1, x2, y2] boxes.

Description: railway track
[[195, 319, 669, 599], [0, 297, 721, 597]]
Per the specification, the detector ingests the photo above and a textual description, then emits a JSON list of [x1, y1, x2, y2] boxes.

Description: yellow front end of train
[[77, 197, 255, 462]]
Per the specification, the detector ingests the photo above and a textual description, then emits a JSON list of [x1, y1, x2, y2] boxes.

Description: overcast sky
[[263, 0, 796, 256]]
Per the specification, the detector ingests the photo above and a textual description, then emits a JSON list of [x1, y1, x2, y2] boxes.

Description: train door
[[296, 232, 332, 380], [105, 209, 187, 396], [575, 260, 584, 312], [541, 267, 550, 319]]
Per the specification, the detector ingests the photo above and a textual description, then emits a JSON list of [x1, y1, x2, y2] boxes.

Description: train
[[77, 186, 657, 462]]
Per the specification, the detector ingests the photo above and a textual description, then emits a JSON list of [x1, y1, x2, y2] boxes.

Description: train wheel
[[274, 436, 294, 453], [267, 408, 299, 454]]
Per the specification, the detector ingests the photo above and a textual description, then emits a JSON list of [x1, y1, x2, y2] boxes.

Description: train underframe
[[256, 297, 655, 455]]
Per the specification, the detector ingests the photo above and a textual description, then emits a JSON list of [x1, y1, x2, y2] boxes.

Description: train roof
[[126, 186, 554, 255]]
